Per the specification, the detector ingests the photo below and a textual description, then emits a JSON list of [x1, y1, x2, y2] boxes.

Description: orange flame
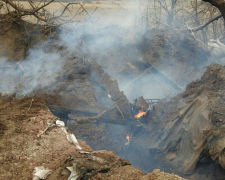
[[126, 135, 130, 140], [125, 134, 130, 145], [134, 109, 146, 119]]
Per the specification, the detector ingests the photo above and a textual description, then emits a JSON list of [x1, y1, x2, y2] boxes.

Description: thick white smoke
[[0, 0, 212, 102]]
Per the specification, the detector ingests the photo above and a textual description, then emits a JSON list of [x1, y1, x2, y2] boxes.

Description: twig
[[37, 123, 55, 137], [187, 23, 218, 62], [26, 98, 34, 115], [21, 23, 29, 36], [37, 117, 58, 137], [0, 16, 11, 22], [115, 103, 125, 119], [58, 2, 78, 17], [32, 0, 54, 14], [76, 109, 107, 123], [123, 66, 153, 90], [76, 99, 124, 123], [88, 110, 107, 120]]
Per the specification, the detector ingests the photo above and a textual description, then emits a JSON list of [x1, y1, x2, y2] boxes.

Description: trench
[[47, 75, 166, 173], [51, 107, 156, 173]]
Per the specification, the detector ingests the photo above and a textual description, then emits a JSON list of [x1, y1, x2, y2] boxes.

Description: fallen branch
[[123, 66, 153, 90], [76, 109, 107, 124], [89, 109, 107, 119], [189, 14, 223, 32], [76, 99, 126, 124], [115, 103, 125, 119], [37, 117, 58, 137], [37, 123, 55, 137]]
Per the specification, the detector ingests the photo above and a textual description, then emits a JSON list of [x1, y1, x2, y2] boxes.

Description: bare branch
[[58, 2, 79, 17], [28, 0, 36, 10], [190, 14, 222, 32], [2, 0, 23, 12], [32, 0, 54, 14]]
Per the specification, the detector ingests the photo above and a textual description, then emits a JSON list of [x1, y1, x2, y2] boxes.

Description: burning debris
[[134, 108, 147, 119], [125, 134, 130, 145], [133, 96, 148, 119], [134, 96, 149, 111]]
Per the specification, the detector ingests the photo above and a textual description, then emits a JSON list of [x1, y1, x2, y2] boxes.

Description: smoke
[[0, 1, 218, 175], [0, 44, 63, 96], [0, 58, 20, 92], [0, 0, 212, 103], [0, 0, 215, 108], [56, 1, 210, 103]]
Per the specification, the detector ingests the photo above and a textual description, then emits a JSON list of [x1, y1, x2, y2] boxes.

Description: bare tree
[[167, 0, 177, 25], [0, 0, 96, 27], [202, 0, 225, 20]]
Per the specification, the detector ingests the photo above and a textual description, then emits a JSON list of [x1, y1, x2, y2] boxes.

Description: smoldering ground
[[0, 1, 218, 176], [0, 47, 63, 96], [0, 0, 212, 102]]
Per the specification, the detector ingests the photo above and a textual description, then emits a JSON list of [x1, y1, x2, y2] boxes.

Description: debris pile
[[144, 63, 225, 179], [88, 27, 210, 101]]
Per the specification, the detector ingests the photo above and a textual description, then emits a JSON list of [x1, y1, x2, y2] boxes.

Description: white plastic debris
[[61, 127, 68, 134], [67, 166, 80, 180], [67, 164, 80, 180], [56, 120, 65, 127], [79, 151, 91, 154], [67, 134, 82, 150], [33, 166, 51, 180], [208, 39, 225, 58], [61, 127, 82, 150]]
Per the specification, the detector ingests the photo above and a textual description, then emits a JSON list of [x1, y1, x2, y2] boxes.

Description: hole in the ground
[[49, 97, 155, 173]]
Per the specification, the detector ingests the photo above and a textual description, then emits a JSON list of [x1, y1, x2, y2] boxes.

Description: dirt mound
[[85, 26, 210, 101], [143, 63, 225, 179], [139, 28, 209, 87], [0, 13, 52, 61], [0, 97, 186, 180]]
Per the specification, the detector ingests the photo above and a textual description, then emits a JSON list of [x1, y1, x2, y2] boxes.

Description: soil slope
[[0, 97, 186, 180]]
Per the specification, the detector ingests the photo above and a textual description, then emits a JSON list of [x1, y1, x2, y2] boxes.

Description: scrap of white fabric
[[59, 123, 82, 150], [32, 166, 51, 180]]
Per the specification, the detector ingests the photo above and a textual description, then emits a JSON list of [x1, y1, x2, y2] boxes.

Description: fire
[[134, 109, 146, 118], [126, 135, 130, 140], [125, 134, 130, 145]]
